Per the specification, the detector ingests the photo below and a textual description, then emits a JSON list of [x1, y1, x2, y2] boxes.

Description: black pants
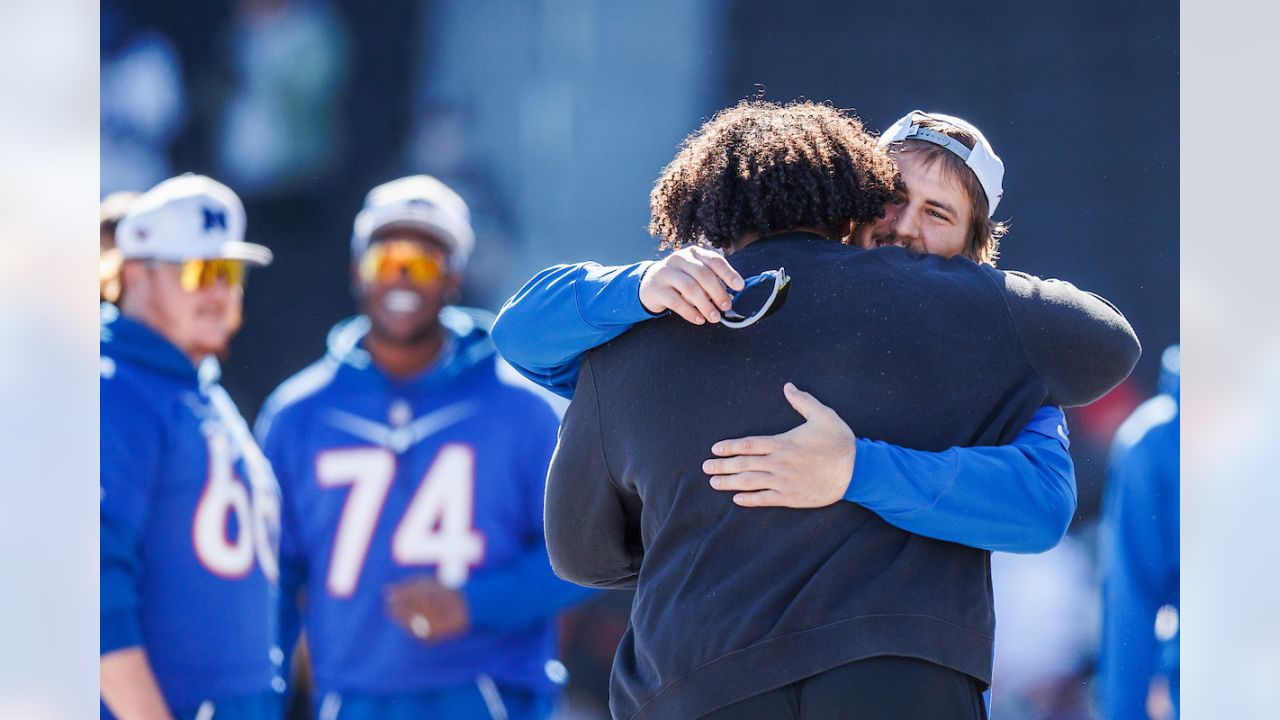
[[698, 656, 987, 720]]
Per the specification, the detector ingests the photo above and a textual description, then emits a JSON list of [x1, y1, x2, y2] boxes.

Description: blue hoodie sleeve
[[844, 405, 1077, 553], [462, 396, 595, 629], [100, 373, 162, 655], [462, 549, 596, 630], [492, 261, 662, 398], [1097, 403, 1180, 719]]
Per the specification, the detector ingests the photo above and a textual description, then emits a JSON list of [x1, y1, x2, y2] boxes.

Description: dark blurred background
[[101, 1, 1177, 717]]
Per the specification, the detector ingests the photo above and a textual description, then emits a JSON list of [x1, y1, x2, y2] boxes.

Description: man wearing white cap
[[100, 174, 284, 719], [255, 175, 591, 719], [856, 110, 1008, 263]]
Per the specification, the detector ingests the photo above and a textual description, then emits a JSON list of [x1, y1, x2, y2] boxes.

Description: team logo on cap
[[203, 207, 228, 233]]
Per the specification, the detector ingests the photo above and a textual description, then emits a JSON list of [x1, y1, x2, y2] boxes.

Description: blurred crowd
[[101, 2, 1179, 719]]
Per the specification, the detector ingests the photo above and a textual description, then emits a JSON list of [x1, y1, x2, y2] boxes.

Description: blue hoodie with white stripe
[[254, 307, 591, 702]]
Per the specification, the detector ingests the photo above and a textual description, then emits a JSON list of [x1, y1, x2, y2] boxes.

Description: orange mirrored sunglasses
[[176, 258, 246, 292], [358, 240, 447, 286]]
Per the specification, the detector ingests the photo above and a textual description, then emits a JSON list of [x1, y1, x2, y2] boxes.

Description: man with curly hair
[[645, 100, 899, 250], [523, 101, 1139, 719]]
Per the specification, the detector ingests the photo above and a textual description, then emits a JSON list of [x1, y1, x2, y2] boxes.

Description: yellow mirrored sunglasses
[[358, 240, 447, 286], [176, 258, 246, 292]]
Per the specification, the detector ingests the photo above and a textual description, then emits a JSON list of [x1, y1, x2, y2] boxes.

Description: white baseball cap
[[351, 175, 475, 270], [878, 111, 1005, 216], [116, 173, 272, 265]]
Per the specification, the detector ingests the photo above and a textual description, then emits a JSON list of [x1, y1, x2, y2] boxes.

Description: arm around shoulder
[[849, 406, 1076, 553], [493, 261, 657, 398]]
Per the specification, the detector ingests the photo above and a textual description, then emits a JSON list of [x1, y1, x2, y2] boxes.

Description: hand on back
[[703, 383, 858, 508], [639, 246, 744, 325]]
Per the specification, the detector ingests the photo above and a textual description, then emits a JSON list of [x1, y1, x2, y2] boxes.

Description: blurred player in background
[[1097, 344, 1181, 719], [100, 190, 138, 305], [100, 174, 282, 720], [255, 175, 593, 720]]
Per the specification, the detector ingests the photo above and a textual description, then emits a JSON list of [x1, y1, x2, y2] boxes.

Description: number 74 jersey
[[254, 313, 588, 699]]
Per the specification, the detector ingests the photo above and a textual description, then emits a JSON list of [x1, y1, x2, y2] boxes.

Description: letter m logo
[[203, 207, 228, 233]]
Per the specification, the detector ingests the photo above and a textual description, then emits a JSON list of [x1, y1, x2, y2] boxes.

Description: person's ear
[[349, 260, 367, 303], [836, 219, 856, 243], [115, 261, 150, 312], [119, 260, 147, 293]]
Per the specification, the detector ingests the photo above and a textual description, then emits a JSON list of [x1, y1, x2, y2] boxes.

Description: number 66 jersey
[[254, 308, 591, 703], [100, 306, 283, 717]]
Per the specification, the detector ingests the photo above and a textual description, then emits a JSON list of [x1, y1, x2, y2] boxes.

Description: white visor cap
[[351, 175, 475, 270], [878, 111, 1004, 216], [116, 173, 271, 265]]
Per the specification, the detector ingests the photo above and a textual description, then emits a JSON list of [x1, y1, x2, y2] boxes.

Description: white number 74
[[317, 444, 485, 597]]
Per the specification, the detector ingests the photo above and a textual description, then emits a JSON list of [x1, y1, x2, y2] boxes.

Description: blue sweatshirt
[[492, 260, 1077, 554], [1097, 345, 1180, 718], [100, 305, 283, 717], [254, 307, 592, 700]]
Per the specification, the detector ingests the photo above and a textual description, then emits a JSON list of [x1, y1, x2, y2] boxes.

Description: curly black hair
[[649, 100, 900, 250]]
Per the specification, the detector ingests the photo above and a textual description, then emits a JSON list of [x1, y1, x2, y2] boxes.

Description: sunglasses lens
[[210, 260, 244, 288], [178, 259, 245, 291], [358, 248, 383, 284], [179, 260, 204, 291], [407, 256, 443, 284], [360, 242, 446, 286]]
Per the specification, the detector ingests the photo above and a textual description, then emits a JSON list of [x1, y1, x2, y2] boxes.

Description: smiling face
[[854, 149, 973, 259], [357, 228, 462, 347]]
